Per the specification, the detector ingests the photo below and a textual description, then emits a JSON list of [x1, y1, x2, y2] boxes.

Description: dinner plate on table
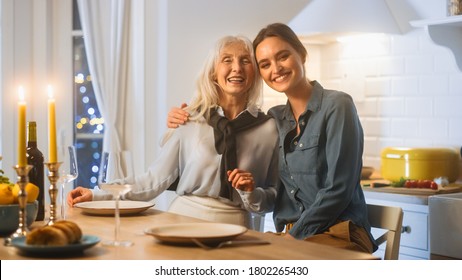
[[11, 235, 100, 255], [75, 200, 155, 215], [144, 223, 247, 245]]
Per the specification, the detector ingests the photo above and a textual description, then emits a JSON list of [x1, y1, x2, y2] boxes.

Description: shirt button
[[300, 121, 305, 126], [299, 206, 303, 211], [290, 190, 294, 194], [290, 176, 294, 180], [299, 143, 303, 148]]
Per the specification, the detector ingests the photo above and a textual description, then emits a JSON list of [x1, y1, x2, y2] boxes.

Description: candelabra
[[45, 162, 62, 226], [4, 165, 33, 246]]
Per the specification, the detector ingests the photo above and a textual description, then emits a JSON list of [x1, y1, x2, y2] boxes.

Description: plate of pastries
[[11, 220, 100, 255]]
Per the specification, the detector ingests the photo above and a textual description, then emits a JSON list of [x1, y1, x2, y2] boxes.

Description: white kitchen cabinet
[[410, 15, 462, 71], [365, 192, 430, 260]]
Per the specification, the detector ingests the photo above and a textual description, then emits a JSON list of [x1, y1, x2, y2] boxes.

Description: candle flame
[[47, 85, 54, 99], [18, 86, 25, 102]]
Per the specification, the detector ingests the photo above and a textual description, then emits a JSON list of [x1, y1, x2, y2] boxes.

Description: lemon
[[12, 183, 40, 203], [0, 183, 15, 205]]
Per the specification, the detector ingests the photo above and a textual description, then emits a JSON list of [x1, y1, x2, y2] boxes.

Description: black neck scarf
[[207, 108, 271, 200]]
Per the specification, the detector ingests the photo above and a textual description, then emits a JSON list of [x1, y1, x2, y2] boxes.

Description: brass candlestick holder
[[4, 164, 33, 246], [45, 162, 62, 226]]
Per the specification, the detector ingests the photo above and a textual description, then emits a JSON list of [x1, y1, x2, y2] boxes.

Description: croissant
[[26, 220, 83, 246]]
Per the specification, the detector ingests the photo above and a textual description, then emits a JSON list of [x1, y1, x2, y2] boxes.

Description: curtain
[[77, 0, 133, 180]]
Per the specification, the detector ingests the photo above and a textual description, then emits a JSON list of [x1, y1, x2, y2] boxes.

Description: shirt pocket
[[286, 134, 319, 174]]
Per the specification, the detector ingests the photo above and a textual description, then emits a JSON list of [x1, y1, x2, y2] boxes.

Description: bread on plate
[[26, 220, 83, 246]]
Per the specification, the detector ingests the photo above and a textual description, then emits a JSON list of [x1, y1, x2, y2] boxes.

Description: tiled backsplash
[[263, 29, 462, 173]]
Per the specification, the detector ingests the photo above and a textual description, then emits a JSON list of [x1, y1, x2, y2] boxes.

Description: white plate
[[144, 223, 247, 244], [75, 200, 155, 215]]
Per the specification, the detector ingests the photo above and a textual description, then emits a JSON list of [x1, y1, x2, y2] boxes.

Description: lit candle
[[48, 85, 57, 162], [17, 86, 27, 167]]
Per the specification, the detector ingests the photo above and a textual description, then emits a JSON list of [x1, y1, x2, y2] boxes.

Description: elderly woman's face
[[215, 42, 255, 98]]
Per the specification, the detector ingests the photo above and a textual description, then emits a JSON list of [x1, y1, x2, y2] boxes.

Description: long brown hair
[[253, 23, 307, 63]]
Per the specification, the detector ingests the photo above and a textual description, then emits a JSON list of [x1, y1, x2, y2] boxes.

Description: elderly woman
[[68, 35, 279, 228]]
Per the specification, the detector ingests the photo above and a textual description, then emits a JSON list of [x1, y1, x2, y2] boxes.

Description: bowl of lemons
[[0, 177, 40, 236]]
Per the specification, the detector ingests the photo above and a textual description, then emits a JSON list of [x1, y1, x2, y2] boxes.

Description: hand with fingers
[[167, 103, 189, 128], [67, 186, 93, 206], [227, 169, 255, 192]]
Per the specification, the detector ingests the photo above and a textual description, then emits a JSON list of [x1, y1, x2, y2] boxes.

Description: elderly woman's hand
[[67, 186, 93, 207], [227, 169, 255, 192]]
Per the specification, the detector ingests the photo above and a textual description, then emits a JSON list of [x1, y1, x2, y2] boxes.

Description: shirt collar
[[216, 104, 260, 118], [282, 80, 323, 120]]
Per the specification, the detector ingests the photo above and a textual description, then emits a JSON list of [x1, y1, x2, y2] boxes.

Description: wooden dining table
[[1, 205, 379, 260]]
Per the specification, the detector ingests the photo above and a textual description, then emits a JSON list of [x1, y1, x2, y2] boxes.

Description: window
[[72, 0, 104, 189]]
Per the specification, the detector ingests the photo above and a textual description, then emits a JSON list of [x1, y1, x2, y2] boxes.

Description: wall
[[320, 29, 461, 171]]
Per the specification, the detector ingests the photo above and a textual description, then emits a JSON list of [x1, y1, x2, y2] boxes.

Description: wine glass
[[98, 151, 134, 247], [58, 146, 79, 220]]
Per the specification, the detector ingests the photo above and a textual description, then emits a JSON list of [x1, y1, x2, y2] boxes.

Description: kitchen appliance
[[429, 193, 462, 259], [381, 147, 460, 182]]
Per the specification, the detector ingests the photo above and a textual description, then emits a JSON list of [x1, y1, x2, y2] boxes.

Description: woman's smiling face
[[255, 36, 305, 94], [215, 42, 255, 98]]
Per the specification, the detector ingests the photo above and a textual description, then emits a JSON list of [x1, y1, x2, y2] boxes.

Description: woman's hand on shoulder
[[167, 103, 189, 128], [67, 186, 93, 207], [227, 169, 255, 192]]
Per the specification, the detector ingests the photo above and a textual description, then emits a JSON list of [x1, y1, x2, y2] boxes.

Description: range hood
[[289, 0, 402, 43]]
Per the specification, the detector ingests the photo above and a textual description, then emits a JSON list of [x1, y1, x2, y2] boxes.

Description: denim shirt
[[269, 81, 376, 248]]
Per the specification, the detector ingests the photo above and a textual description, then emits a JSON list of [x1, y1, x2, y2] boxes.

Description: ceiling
[[168, 0, 311, 39]]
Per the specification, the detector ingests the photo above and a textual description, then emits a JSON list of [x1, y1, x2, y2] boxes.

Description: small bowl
[[361, 166, 375, 180], [0, 201, 38, 236]]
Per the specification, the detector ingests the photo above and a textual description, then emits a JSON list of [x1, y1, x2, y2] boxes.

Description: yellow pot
[[381, 147, 460, 182]]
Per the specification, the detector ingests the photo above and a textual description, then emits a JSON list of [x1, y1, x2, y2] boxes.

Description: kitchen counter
[[361, 173, 462, 260], [363, 175, 462, 260], [361, 172, 436, 259], [363, 190, 429, 206], [361, 171, 462, 206]]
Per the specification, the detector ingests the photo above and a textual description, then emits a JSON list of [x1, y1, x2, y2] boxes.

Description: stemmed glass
[[98, 151, 134, 247], [58, 146, 79, 220]]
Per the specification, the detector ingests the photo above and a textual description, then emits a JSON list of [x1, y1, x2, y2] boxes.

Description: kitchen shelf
[[410, 15, 462, 71]]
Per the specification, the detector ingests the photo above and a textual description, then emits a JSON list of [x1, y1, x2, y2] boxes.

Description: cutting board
[[361, 180, 462, 195]]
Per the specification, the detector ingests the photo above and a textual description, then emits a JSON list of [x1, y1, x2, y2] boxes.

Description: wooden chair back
[[367, 204, 404, 260]]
